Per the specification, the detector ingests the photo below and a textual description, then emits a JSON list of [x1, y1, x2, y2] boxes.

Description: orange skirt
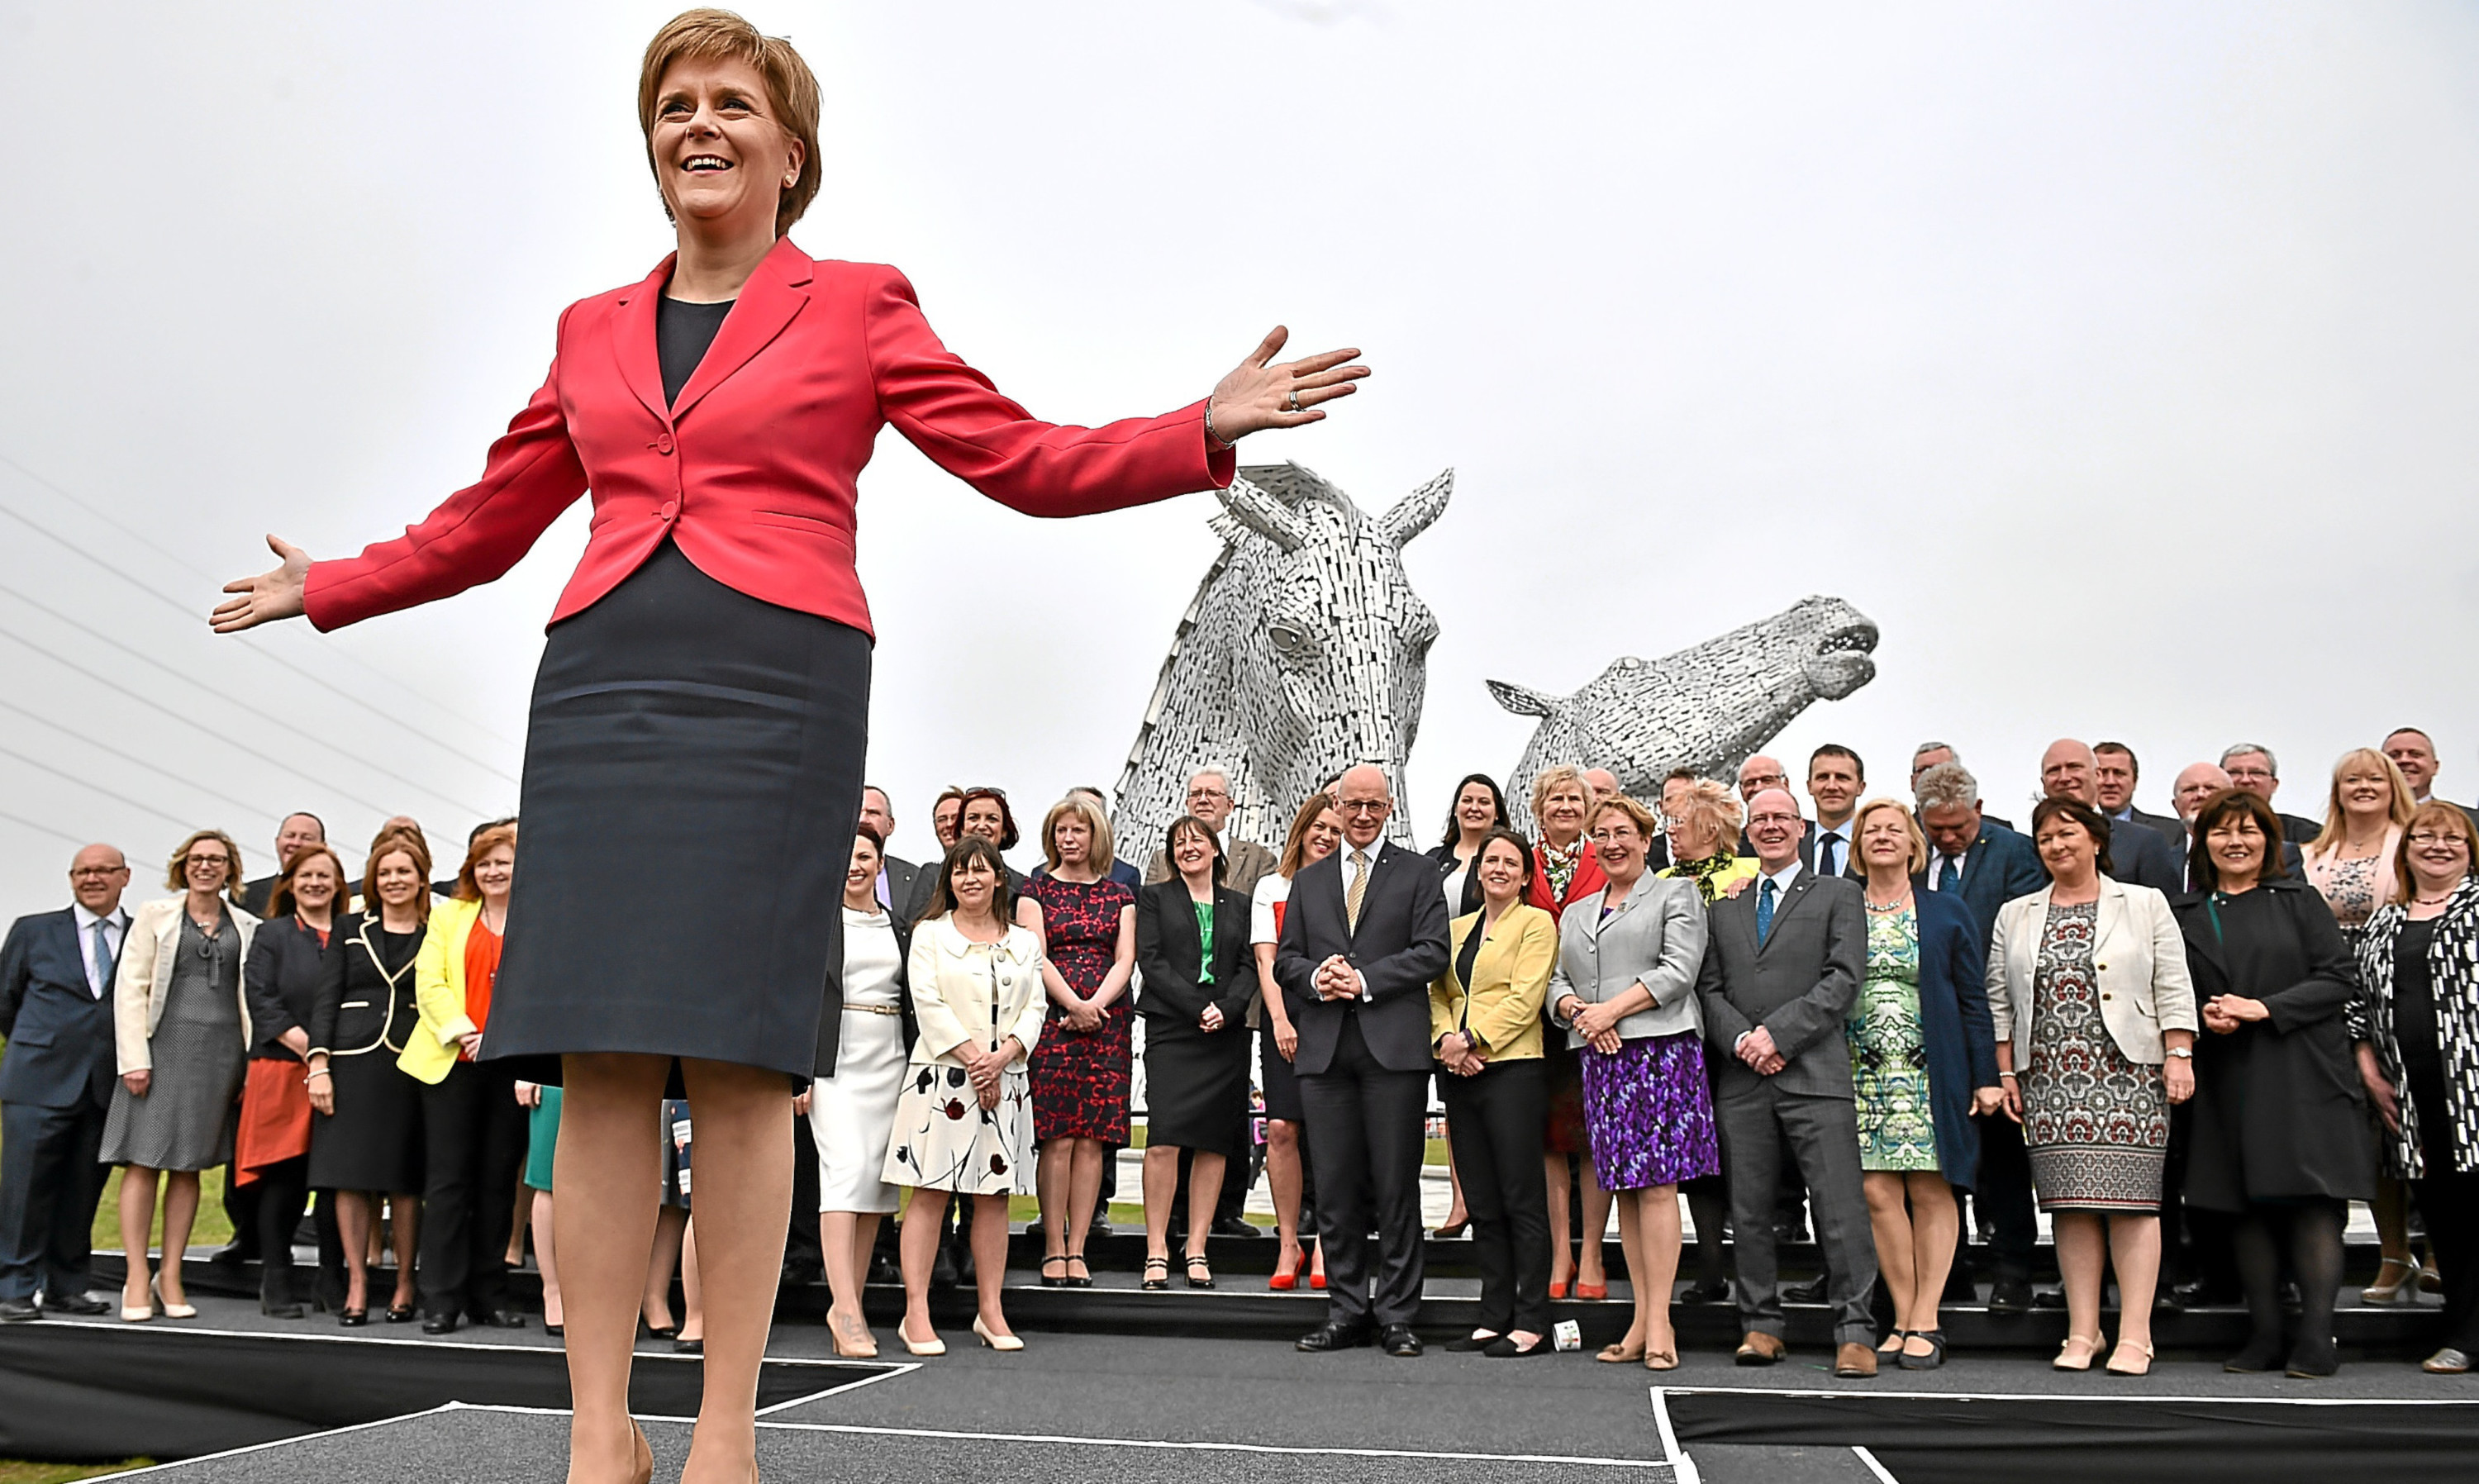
[[233, 1058, 313, 1185]]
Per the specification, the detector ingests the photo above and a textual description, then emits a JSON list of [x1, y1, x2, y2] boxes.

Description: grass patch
[[88, 1165, 234, 1253], [0, 1463, 152, 1482]]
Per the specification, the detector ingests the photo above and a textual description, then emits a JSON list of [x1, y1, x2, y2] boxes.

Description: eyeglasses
[[69, 866, 126, 878], [2408, 832, 2471, 849], [1186, 787, 1230, 801], [1741, 773, 1789, 790], [1747, 813, 1800, 827], [1338, 800, 1388, 815]]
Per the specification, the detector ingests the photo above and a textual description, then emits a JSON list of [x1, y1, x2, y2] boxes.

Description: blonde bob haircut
[[1587, 793, 1661, 842], [1040, 795, 1116, 875], [2311, 748, 2417, 859], [164, 829, 245, 900], [1528, 764, 1592, 829], [1852, 797, 1929, 877], [638, 8, 823, 238]]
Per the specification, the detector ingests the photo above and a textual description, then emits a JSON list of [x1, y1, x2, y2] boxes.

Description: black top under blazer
[[242, 916, 331, 1061], [1273, 840, 1453, 1075], [816, 910, 914, 1078], [1694, 867, 1867, 1102], [1135, 879, 1254, 1029], [0, 908, 120, 1110], [307, 912, 424, 1059]]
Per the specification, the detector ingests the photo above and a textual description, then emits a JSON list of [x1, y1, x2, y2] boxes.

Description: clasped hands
[[954, 1036, 1023, 1111], [1735, 1025, 1787, 1077], [1437, 1031, 1487, 1077], [1313, 954, 1363, 1003], [2200, 994, 2268, 1035], [1557, 995, 1625, 1056]]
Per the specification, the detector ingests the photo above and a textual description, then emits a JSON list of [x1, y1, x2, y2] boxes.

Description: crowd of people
[[3, 726, 2476, 1381]]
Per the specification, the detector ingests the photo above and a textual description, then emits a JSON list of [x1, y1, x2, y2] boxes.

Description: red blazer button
[[658, 501, 679, 521], [654, 434, 675, 455]]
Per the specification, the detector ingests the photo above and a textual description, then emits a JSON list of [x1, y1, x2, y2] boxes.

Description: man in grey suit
[[1695, 788, 1878, 1377], [1275, 764, 1451, 1358]]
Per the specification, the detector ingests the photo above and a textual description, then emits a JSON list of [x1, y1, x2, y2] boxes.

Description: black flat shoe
[[421, 1312, 459, 1335], [49, 1293, 112, 1317], [2224, 1340, 2284, 1374], [473, 1308, 529, 1329], [1141, 1257, 1170, 1291], [339, 1308, 369, 1327], [1039, 1256, 1068, 1289], [544, 1323, 563, 1337], [1444, 1331, 1500, 1353], [1897, 1329, 1947, 1370], [1297, 1320, 1373, 1353], [1064, 1254, 1092, 1289], [384, 1304, 416, 1324], [261, 1296, 306, 1320], [673, 1336, 704, 1355]]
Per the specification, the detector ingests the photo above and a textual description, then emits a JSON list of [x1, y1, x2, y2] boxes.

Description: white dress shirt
[[1926, 848, 1971, 892], [1812, 823, 1853, 878], [72, 902, 127, 1000]]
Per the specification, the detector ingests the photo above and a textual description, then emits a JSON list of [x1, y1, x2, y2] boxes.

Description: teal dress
[[1849, 905, 1938, 1172]]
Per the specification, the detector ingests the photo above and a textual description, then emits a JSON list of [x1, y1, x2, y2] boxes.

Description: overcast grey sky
[[2, 1, 2475, 920]]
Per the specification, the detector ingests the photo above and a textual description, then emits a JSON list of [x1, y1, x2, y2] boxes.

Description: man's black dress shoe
[[47, 1292, 111, 1317], [473, 1308, 529, 1329], [1987, 1278, 2033, 1314], [421, 1312, 460, 1335], [1680, 1277, 1733, 1306], [2031, 1287, 2066, 1309], [1782, 1275, 1829, 1304], [1296, 1320, 1374, 1353], [0, 1298, 40, 1323], [1381, 1324, 1424, 1358], [2154, 1287, 2184, 1315], [1212, 1216, 1263, 1239]]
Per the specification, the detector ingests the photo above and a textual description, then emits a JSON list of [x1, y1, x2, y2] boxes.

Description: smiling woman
[[202, 9, 1369, 1482]]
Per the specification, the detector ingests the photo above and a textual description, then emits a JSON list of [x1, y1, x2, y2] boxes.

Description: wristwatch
[[2164, 1047, 2193, 1059]]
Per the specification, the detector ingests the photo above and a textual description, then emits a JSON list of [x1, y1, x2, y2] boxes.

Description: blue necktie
[[90, 920, 116, 997], [1937, 854, 1962, 894], [1756, 878, 1777, 947]]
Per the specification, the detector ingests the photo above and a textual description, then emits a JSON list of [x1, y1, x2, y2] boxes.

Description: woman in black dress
[[1135, 816, 1254, 1290], [238, 843, 350, 1317], [211, 14, 1362, 1478], [2172, 789, 2372, 1377], [306, 835, 432, 1325]]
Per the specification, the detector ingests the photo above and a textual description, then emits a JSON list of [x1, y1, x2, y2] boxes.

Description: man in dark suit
[[2094, 743, 2182, 850], [2384, 728, 2479, 832], [2042, 740, 2182, 895], [1695, 789, 1877, 1377], [1734, 754, 1815, 867], [1912, 763, 2047, 1310], [236, 811, 329, 917], [1275, 764, 1450, 1358], [2220, 744, 2321, 849], [858, 786, 922, 917], [0, 844, 132, 1320]]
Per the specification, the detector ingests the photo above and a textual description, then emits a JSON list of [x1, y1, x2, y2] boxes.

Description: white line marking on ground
[[94, 1402, 467, 1477], [1648, 1387, 1700, 1484], [1661, 1384, 2479, 1408], [1852, 1444, 1901, 1483], [754, 1361, 921, 1414]]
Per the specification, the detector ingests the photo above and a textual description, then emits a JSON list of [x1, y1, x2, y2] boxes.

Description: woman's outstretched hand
[[1206, 326, 1368, 443], [211, 534, 312, 632]]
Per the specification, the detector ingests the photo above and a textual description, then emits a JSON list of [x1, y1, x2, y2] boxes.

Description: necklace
[[2415, 893, 2458, 906], [1865, 896, 1911, 912]]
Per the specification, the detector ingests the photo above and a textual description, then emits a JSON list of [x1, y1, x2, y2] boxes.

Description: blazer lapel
[[669, 240, 814, 423], [1756, 874, 1815, 955], [609, 258, 674, 426]]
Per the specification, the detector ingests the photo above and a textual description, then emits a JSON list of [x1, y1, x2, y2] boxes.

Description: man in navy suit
[[0, 844, 132, 1320], [1276, 764, 1450, 1358], [1913, 763, 2048, 1310]]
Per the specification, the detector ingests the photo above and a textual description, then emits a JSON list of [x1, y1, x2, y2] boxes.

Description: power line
[[0, 448, 524, 749], [0, 740, 198, 832], [0, 806, 88, 851], [0, 583, 494, 819], [0, 497, 522, 784], [0, 693, 281, 824]]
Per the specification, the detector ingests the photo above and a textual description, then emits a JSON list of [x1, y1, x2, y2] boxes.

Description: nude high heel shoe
[[972, 1315, 1023, 1352], [899, 1320, 944, 1357]]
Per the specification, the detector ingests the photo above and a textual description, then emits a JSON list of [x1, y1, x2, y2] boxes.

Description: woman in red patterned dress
[[1021, 797, 1136, 1287]]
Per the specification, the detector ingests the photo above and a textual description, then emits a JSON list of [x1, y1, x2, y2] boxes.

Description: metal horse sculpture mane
[[1111, 463, 1451, 856], [1489, 595, 1880, 797]]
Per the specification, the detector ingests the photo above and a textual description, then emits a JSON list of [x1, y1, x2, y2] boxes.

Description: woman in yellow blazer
[[1430, 826, 1559, 1358], [401, 823, 527, 1333]]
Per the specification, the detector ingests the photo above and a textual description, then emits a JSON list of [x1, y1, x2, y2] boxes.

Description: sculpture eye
[[1268, 621, 1311, 656]]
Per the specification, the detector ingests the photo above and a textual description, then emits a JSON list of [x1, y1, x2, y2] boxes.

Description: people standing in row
[[1525, 765, 1610, 1301], [1135, 816, 1255, 1290], [1988, 797, 2195, 1376], [2175, 789, 2369, 1378], [2353, 801, 2479, 1373], [1254, 793, 1344, 1292], [1554, 797, 1715, 1369], [885, 837, 1044, 1356], [107, 830, 258, 1323], [307, 833, 431, 1325], [406, 824, 527, 1334], [1022, 795, 1135, 1291], [1845, 799, 2000, 1371], [237, 843, 349, 1317], [1279, 765, 1451, 1358], [811, 825, 914, 1359], [1434, 827, 1557, 1358]]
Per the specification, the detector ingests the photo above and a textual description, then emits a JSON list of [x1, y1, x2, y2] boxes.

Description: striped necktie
[[1346, 849, 1371, 931]]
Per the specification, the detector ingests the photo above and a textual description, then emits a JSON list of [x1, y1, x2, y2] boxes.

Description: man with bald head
[[2168, 761, 2301, 891], [1736, 755, 1812, 867], [0, 845, 133, 1320], [240, 812, 327, 917], [2040, 740, 2182, 895], [1276, 764, 1451, 1357]]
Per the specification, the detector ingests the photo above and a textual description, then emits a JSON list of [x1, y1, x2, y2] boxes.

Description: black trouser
[[786, 1112, 822, 1274], [1297, 1016, 1429, 1328], [0, 1097, 109, 1302], [1440, 1058, 1551, 1334], [416, 1059, 529, 1319], [250, 1156, 343, 1301], [1964, 1110, 2037, 1282], [221, 1158, 259, 1260], [2417, 1168, 2479, 1355]]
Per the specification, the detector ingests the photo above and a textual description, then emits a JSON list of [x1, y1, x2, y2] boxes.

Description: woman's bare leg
[[554, 1052, 667, 1484], [2108, 1214, 2163, 1352], [643, 1206, 684, 1330], [1187, 1153, 1227, 1261], [1635, 1187, 1683, 1357], [1863, 1172, 1913, 1346], [335, 1191, 372, 1313], [155, 1171, 200, 1306], [2053, 1211, 2106, 1347], [673, 1058, 792, 1484], [1544, 1154, 1573, 1289], [531, 1189, 563, 1328], [1903, 1174, 1958, 1350], [118, 1169, 157, 1310], [1579, 1162, 1613, 1288], [1035, 1138, 1071, 1262], [1268, 1120, 1304, 1266], [897, 1186, 947, 1346], [1611, 1187, 1648, 1353], [972, 1193, 1013, 1337], [1068, 1139, 1105, 1260], [1141, 1144, 1178, 1262], [677, 1218, 704, 1344], [1440, 1125, 1469, 1232]]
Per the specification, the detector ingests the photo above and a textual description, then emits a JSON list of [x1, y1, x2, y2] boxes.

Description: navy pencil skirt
[[482, 540, 871, 1084]]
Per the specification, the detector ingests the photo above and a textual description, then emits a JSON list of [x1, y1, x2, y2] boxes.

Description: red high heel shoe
[[1549, 1279, 1570, 1300], [1576, 1282, 1608, 1301], [1270, 1249, 1304, 1291]]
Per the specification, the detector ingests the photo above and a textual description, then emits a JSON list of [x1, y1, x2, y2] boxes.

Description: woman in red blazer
[[1522, 763, 1613, 1299], [212, 13, 1366, 1482]]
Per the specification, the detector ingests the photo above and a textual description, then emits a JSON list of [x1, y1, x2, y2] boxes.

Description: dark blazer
[[2101, 811, 2184, 897], [243, 916, 331, 1060], [307, 912, 424, 1058], [816, 908, 915, 1078], [1135, 880, 1254, 1029], [238, 876, 279, 920], [1274, 840, 1453, 1075], [1424, 843, 1487, 918], [1695, 867, 1866, 1101], [2170, 879, 2372, 1211], [880, 854, 922, 920], [1898, 891, 2003, 1191], [2277, 812, 2323, 849], [0, 909, 121, 1110], [2119, 807, 2183, 850], [1911, 819, 2046, 954]]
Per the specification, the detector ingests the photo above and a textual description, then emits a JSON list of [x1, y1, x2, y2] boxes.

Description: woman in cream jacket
[[880, 837, 1047, 1357], [1987, 797, 2196, 1376]]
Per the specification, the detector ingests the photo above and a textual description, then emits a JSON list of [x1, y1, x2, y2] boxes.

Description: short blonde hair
[[165, 829, 245, 899], [1853, 797, 1928, 877], [1041, 795, 1116, 874], [1587, 794, 1660, 841], [638, 9, 823, 238], [1528, 765, 1592, 828], [1668, 779, 1744, 860]]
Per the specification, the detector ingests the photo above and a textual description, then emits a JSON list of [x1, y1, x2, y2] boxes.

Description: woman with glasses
[[106, 830, 259, 1321], [2353, 802, 2479, 1372], [1526, 764, 1612, 1301]]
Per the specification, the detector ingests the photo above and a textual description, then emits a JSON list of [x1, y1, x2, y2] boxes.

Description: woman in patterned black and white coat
[[881, 835, 1044, 1357], [2353, 800, 2479, 1374]]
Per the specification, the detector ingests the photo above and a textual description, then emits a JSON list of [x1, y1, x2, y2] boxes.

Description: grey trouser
[[1717, 1080, 1878, 1345]]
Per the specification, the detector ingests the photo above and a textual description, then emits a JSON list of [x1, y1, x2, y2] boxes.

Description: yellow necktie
[[1347, 849, 1371, 931]]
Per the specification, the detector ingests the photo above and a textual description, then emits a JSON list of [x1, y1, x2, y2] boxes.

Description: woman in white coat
[[107, 830, 259, 1320], [882, 835, 1045, 1357]]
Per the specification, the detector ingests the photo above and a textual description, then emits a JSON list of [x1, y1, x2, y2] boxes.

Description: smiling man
[[1804, 746, 1866, 880], [2042, 739, 2182, 895]]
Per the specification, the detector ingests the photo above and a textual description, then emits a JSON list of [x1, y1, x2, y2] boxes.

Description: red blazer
[[1525, 841, 1606, 918], [303, 238, 1235, 635]]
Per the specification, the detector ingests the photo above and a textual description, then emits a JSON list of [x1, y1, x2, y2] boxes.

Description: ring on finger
[[1284, 387, 1301, 412]]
